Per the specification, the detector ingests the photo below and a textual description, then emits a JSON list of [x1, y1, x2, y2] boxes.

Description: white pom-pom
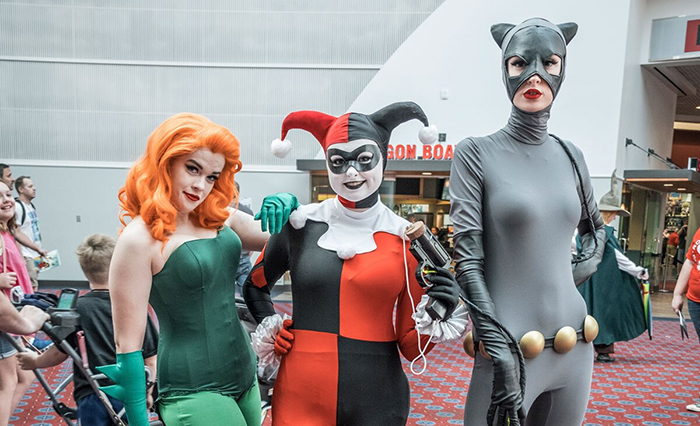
[[413, 295, 469, 343], [418, 124, 438, 145], [336, 245, 356, 260], [271, 138, 292, 158], [289, 209, 307, 229], [250, 313, 291, 381]]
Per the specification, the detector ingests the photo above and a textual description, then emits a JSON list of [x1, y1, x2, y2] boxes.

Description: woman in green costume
[[577, 182, 648, 363], [98, 113, 297, 425]]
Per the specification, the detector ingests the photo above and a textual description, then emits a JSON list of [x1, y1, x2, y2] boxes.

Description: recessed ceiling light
[[663, 183, 673, 187], [696, 106, 700, 110], [422, 172, 432, 176], [678, 188, 687, 191]]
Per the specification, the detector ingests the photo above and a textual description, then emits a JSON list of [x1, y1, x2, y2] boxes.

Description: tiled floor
[[649, 292, 679, 319]]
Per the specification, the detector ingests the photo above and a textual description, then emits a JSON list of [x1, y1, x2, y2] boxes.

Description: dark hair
[[15, 175, 30, 191], [0, 164, 9, 178]]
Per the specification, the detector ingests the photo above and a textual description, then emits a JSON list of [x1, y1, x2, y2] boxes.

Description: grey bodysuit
[[450, 105, 602, 425]]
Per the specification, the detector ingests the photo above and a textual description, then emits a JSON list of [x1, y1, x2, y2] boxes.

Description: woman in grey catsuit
[[450, 18, 607, 426]]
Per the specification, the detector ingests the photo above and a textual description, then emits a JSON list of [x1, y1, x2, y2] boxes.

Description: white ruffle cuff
[[412, 295, 469, 343], [250, 313, 291, 381]]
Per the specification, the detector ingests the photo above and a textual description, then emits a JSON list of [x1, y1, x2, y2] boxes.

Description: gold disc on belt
[[553, 326, 577, 354], [583, 315, 599, 343], [519, 331, 545, 359], [478, 341, 492, 360], [463, 332, 476, 358]]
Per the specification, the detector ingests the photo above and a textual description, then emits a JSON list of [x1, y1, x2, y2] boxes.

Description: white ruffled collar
[[289, 197, 409, 259]]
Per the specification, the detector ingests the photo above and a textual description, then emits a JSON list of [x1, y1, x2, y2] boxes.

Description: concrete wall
[[615, 0, 680, 173], [0, 1, 444, 167]]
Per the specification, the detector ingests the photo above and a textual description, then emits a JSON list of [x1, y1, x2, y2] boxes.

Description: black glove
[[572, 228, 607, 286], [423, 266, 460, 318], [488, 362, 527, 426], [453, 231, 526, 426]]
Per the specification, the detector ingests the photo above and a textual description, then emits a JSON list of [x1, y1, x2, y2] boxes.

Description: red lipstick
[[523, 89, 542, 100], [184, 192, 200, 202]]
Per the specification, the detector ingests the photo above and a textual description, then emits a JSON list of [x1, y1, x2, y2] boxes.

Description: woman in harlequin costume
[[243, 102, 466, 426], [96, 113, 298, 426], [450, 19, 607, 426]]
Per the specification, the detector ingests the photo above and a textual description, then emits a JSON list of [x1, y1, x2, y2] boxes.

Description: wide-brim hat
[[598, 189, 630, 217]]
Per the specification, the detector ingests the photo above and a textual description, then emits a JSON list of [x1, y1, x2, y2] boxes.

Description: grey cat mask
[[491, 18, 578, 102]]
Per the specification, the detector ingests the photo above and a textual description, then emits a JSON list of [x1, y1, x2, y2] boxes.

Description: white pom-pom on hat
[[418, 124, 438, 145], [271, 138, 292, 158], [289, 209, 307, 230], [336, 245, 356, 260]]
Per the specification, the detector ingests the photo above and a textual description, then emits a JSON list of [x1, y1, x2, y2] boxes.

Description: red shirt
[[668, 232, 679, 247], [685, 228, 700, 303]]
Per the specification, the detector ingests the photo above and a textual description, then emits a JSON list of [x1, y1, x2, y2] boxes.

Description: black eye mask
[[326, 144, 382, 174]]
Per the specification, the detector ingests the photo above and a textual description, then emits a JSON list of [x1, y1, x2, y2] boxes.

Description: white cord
[[402, 231, 432, 375]]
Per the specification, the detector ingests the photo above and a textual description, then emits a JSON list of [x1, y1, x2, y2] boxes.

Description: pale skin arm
[[226, 210, 269, 251], [0, 293, 49, 335], [110, 224, 153, 353], [672, 258, 693, 314], [13, 230, 48, 256], [16, 345, 68, 370]]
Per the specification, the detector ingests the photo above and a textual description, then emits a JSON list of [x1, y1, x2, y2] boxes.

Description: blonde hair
[[76, 234, 116, 284]]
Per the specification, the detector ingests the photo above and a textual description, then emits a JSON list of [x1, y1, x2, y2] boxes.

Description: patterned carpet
[[397, 319, 699, 426], [9, 304, 699, 426]]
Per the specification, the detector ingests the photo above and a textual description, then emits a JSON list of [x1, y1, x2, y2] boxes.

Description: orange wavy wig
[[119, 113, 242, 244]]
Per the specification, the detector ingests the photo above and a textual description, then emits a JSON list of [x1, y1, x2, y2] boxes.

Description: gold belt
[[463, 315, 599, 359]]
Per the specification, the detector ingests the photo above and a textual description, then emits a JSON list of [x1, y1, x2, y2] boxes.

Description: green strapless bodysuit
[[150, 226, 256, 398]]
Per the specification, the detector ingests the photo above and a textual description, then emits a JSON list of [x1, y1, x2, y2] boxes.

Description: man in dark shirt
[[17, 234, 158, 425]]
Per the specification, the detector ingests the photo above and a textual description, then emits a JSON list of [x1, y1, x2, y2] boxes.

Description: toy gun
[[405, 221, 451, 321]]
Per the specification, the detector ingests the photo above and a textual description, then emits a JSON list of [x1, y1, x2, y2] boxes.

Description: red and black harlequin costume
[[243, 102, 465, 426]]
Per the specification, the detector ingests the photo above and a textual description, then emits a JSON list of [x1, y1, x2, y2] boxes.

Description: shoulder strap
[[15, 199, 26, 225], [550, 133, 599, 264]]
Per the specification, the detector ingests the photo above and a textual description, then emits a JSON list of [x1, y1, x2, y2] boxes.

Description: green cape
[[577, 226, 647, 345]]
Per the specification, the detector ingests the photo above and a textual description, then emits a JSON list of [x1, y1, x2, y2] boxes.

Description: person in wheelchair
[[17, 234, 158, 426]]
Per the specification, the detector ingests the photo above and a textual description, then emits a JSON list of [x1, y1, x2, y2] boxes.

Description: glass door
[[639, 191, 664, 291]]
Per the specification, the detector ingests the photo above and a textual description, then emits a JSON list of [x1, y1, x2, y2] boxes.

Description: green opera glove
[[254, 193, 299, 234], [97, 351, 149, 426]]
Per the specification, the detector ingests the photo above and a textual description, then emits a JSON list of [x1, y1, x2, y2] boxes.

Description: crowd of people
[[0, 15, 699, 426]]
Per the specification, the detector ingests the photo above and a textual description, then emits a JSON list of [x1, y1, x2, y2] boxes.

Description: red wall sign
[[387, 144, 454, 160], [685, 19, 700, 53]]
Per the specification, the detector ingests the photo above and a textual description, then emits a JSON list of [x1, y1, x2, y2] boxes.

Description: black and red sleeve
[[243, 223, 291, 324]]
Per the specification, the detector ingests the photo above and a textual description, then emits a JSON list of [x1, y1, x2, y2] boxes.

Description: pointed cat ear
[[491, 23, 515, 48], [557, 22, 578, 45]]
